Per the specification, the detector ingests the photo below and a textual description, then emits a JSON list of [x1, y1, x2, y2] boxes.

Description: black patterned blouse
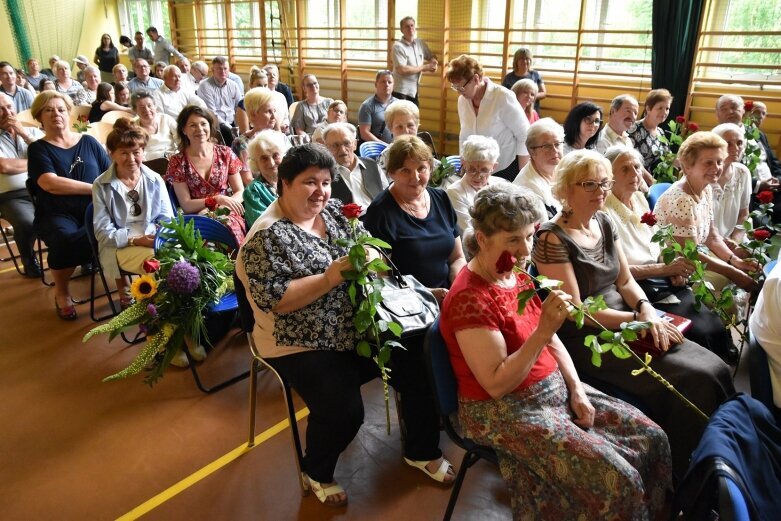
[[627, 119, 669, 172], [241, 199, 360, 351]]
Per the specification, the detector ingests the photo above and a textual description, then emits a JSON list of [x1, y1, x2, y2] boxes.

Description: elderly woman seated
[[510, 79, 539, 124], [654, 132, 760, 295], [533, 149, 734, 478], [441, 183, 672, 520], [243, 130, 291, 228], [238, 143, 454, 508], [446, 134, 508, 233], [131, 91, 177, 161], [513, 117, 564, 219], [603, 145, 738, 363], [92, 118, 174, 307], [377, 100, 439, 175], [710, 123, 752, 249]]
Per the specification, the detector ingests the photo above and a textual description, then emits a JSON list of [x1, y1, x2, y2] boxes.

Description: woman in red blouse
[[165, 105, 246, 244], [440, 183, 672, 520]]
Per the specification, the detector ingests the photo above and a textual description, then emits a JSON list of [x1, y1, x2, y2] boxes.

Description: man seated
[[128, 32, 154, 68], [197, 56, 242, 145], [146, 26, 185, 65], [190, 61, 209, 87], [127, 59, 163, 93], [596, 94, 638, 153], [153, 65, 205, 119], [175, 57, 197, 94], [0, 62, 34, 112], [323, 122, 387, 211], [40, 55, 60, 79], [264, 64, 295, 107], [358, 70, 397, 144], [0, 93, 43, 277]]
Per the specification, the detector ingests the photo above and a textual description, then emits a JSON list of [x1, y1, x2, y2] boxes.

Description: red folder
[[630, 309, 692, 356]]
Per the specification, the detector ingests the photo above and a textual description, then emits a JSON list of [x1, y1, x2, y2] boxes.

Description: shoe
[[723, 346, 740, 366], [80, 263, 94, 275], [55, 298, 78, 321], [403, 457, 456, 485], [119, 292, 135, 310], [184, 336, 208, 361], [169, 349, 189, 368], [303, 473, 348, 507], [22, 257, 41, 278]]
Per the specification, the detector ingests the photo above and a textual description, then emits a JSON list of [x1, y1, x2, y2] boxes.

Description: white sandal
[[403, 457, 456, 485], [304, 473, 348, 507]]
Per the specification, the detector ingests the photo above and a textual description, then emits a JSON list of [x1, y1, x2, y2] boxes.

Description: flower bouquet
[[654, 116, 699, 183], [204, 195, 231, 225], [429, 156, 457, 188], [84, 212, 234, 386], [72, 115, 91, 133]]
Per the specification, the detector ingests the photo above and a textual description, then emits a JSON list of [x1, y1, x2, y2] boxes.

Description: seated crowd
[[3, 15, 781, 519]]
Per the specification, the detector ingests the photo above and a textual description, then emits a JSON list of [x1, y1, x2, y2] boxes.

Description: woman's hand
[[731, 269, 757, 291], [430, 288, 449, 304], [538, 289, 573, 337], [670, 274, 687, 287], [664, 256, 696, 278], [216, 194, 244, 215], [569, 386, 595, 429], [133, 233, 156, 248], [638, 305, 683, 352], [324, 255, 351, 288], [733, 256, 761, 274]]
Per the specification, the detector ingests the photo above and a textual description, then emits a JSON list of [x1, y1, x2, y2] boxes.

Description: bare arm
[[37, 172, 93, 195], [535, 80, 547, 101], [359, 124, 383, 143], [546, 335, 595, 428], [447, 239, 467, 283], [0, 157, 28, 174]]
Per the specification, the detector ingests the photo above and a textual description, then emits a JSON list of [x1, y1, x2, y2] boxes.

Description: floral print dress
[[165, 144, 247, 245]]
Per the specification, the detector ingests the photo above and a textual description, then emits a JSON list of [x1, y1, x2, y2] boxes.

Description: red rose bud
[[753, 229, 771, 241], [78, 115, 89, 122], [744, 101, 754, 112], [142, 259, 160, 273], [640, 211, 657, 226], [341, 203, 362, 219], [204, 196, 218, 211], [675, 116, 686, 124], [687, 122, 699, 132], [758, 191, 774, 204], [495, 250, 517, 273]]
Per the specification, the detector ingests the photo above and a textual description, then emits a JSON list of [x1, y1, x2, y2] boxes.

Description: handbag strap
[[366, 244, 409, 288]]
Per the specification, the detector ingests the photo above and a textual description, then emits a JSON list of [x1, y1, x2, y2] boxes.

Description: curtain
[[651, 0, 705, 118], [3, 0, 85, 66]]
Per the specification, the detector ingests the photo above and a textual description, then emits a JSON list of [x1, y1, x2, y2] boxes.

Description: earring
[[561, 206, 572, 224]]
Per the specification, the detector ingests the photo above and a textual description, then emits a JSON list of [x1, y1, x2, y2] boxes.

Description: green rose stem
[[515, 265, 709, 422], [338, 214, 404, 435]]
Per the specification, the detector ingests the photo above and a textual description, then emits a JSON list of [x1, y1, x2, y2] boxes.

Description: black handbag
[[371, 250, 440, 340], [637, 277, 674, 303]]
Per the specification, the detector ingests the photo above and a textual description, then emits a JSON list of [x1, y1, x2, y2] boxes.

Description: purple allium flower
[[166, 261, 201, 295], [146, 303, 158, 317]]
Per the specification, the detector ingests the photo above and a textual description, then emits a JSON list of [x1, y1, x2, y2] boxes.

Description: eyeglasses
[[464, 166, 493, 177], [327, 140, 353, 150], [127, 189, 142, 216], [450, 75, 474, 93], [576, 180, 615, 192], [529, 142, 563, 153], [584, 117, 602, 126]]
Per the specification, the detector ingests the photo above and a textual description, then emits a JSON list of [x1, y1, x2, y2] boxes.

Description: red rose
[[78, 115, 89, 123], [495, 250, 517, 273], [675, 116, 686, 124], [744, 101, 754, 112], [687, 122, 699, 132], [752, 229, 771, 241], [640, 211, 657, 226], [757, 190, 774, 204], [342, 203, 362, 219], [204, 196, 218, 211], [142, 259, 160, 273]]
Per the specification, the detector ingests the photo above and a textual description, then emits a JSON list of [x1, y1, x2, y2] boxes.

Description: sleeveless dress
[[533, 212, 735, 478]]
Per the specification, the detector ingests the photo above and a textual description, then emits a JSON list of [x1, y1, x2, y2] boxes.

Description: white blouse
[[604, 191, 660, 266], [711, 162, 751, 238]]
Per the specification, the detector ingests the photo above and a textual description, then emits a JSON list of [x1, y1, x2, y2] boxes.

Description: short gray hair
[[604, 145, 643, 166], [610, 94, 638, 113], [192, 61, 208, 75], [526, 117, 564, 149], [247, 130, 291, 172], [716, 94, 744, 110], [461, 134, 500, 163], [711, 122, 745, 138], [322, 122, 357, 141]]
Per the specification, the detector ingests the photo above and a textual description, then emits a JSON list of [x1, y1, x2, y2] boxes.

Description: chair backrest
[[101, 110, 133, 125], [144, 158, 170, 177], [84, 203, 97, 247], [16, 109, 37, 127], [416, 131, 438, 158], [424, 317, 460, 419], [444, 155, 462, 175], [85, 121, 114, 145], [763, 258, 777, 278], [155, 215, 238, 253], [359, 141, 388, 160], [70, 104, 92, 125], [233, 272, 256, 334], [647, 182, 672, 210], [289, 101, 301, 123]]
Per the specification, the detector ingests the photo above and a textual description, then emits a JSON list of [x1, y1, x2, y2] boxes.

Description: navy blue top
[[364, 187, 458, 289], [501, 69, 544, 113], [28, 134, 111, 220]]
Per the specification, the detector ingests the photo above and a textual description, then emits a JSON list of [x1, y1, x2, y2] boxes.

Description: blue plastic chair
[[154, 214, 248, 393], [359, 141, 388, 160], [763, 258, 777, 278], [424, 318, 500, 521], [444, 155, 462, 175], [647, 182, 672, 210]]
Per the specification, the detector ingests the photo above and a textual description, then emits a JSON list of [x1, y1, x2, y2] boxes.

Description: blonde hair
[[678, 131, 727, 170], [31, 90, 73, 121], [552, 149, 612, 206], [243, 87, 276, 118], [511, 78, 538, 96], [384, 99, 419, 129]]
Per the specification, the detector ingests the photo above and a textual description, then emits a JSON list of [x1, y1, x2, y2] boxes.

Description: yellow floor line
[[116, 407, 310, 521], [0, 266, 20, 274]]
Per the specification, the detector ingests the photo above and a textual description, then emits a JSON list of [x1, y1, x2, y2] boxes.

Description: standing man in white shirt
[[197, 56, 242, 146], [154, 65, 206, 119], [390, 16, 437, 106], [146, 26, 185, 65]]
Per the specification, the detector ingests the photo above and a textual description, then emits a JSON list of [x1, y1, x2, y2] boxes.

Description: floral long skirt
[[459, 371, 672, 521]]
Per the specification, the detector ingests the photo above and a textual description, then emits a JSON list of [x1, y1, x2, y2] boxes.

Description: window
[[118, 0, 171, 40]]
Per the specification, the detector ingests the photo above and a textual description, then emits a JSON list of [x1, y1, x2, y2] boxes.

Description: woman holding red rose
[[604, 145, 737, 363], [164, 105, 246, 245], [92, 119, 174, 307], [441, 183, 672, 519], [237, 144, 453, 508]]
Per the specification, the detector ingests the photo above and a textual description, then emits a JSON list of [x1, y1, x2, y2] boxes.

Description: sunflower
[[130, 275, 158, 301]]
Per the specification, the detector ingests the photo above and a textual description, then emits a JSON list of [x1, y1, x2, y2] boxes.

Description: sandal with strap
[[404, 457, 456, 485], [303, 473, 348, 507], [55, 298, 78, 321]]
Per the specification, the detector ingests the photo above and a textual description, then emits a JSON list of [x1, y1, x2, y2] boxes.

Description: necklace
[[397, 189, 429, 217], [684, 176, 701, 203]]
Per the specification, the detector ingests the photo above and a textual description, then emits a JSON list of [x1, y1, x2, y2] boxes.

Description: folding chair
[[235, 273, 308, 496], [0, 212, 24, 275], [647, 182, 672, 210], [444, 155, 462, 176], [84, 203, 120, 321], [424, 318, 499, 521], [416, 131, 438, 158], [358, 141, 388, 160], [154, 215, 249, 393], [24, 178, 54, 286]]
